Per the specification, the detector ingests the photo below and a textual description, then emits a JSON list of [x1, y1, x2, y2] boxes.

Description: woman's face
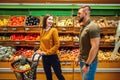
[[46, 16, 53, 27]]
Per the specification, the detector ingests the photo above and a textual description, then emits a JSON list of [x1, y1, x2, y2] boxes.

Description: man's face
[[77, 8, 85, 23]]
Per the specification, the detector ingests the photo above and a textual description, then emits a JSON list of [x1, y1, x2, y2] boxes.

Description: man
[[75, 5, 100, 80]]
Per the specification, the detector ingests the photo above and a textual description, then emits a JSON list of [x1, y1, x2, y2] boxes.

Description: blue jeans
[[80, 61, 98, 80]]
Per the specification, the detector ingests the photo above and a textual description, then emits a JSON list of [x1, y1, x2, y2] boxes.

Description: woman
[[36, 14, 65, 80]]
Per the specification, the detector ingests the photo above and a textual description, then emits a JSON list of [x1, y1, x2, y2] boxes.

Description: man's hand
[[74, 57, 79, 66], [82, 65, 90, 73]]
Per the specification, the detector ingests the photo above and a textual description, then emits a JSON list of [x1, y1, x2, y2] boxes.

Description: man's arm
[[86, 37, 100, 65], [74, 49, 80, 66]]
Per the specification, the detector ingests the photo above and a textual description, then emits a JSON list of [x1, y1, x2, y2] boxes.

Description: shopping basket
[[10, 53, 42, 80]]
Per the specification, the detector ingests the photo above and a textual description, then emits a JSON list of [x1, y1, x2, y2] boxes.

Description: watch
[[85, 63, 90, 67]]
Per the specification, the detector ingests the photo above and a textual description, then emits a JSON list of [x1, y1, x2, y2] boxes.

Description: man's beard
[[79, 17, 84, 23]]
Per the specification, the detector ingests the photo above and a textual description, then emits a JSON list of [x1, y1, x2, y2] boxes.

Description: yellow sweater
[[39, 28, 60, 55]]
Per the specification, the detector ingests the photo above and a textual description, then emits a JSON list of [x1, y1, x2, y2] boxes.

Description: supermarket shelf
[[0, 40, 40, 47], [0, 26, 117, 34], [74, 68, 120, 72], [0, 26, 41, 33], [0, 68, 120, 72], [0, 40, 115, 47]]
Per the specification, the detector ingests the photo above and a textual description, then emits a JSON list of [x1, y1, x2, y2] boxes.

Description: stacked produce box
[[0, 15, 120, 62]]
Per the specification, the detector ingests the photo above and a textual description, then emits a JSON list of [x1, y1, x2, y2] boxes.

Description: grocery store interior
[[0, 0, 120, 80]]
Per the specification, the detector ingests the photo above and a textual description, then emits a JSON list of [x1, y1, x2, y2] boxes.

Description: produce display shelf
[[0, 61, 120, 68], [0, 68, 120, 73]]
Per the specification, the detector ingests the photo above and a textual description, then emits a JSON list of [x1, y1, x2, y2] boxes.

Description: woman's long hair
[[42, 14, 53, 29]]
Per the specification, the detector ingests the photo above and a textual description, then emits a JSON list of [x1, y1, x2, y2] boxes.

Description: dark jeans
[[80, 61, 98, 80], [42, 54, 65, 80]]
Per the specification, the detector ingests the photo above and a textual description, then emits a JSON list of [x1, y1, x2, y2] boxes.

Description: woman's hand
[[36, 50, 41, 54], [40, 51, 46, 55], [36, 50, 46, 55]]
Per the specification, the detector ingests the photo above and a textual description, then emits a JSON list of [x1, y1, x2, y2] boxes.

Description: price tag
[[0, 42, 3, 44], [74, 42, 79, 45], [61, 27, 66, 31], [61, 42, 66, 45], [15, 42, 20, 44], [12, 28, 17, 30], [111, 42, 115, 46], [61, 62, 66, 64], [35, 42, 40, 44], [66, 62, 71, 65], [2, 28, 8, 31], [25, 28, 30, 31]]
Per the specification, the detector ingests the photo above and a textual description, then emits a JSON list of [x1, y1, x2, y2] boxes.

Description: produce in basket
[[19, 64, 31, 70], [0, 46, 16, 61], [9, 16, 25, 26], [11, 53, 42, 80], [0, 18, 9, 26], [25, 16, 40, 26], [11, 55, 32, 72]]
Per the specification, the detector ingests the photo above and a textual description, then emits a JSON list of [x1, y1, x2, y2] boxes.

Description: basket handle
[[32, 53, 43, 64]]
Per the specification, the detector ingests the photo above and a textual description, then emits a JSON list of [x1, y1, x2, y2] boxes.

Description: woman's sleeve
[[46, 28, 60, 55]]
